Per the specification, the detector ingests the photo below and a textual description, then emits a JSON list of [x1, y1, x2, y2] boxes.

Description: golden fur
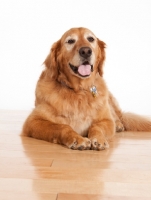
[[22, 27, 151, 150]]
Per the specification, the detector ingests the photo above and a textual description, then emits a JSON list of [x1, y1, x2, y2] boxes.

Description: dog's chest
[[54, 91, 103, 136]]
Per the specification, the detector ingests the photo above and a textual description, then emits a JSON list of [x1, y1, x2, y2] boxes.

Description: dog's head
[[44, 27, 106, 86]]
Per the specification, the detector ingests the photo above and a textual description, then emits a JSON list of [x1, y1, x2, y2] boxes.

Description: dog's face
[[62, 28, 99, 78], [44, 27, 106, 83]]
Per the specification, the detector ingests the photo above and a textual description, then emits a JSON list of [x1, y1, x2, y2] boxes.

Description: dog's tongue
[[78, 65, 91, 76]]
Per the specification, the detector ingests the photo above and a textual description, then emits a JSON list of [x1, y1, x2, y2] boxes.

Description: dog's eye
[[67, 39, 75, 44], [87, 37, 94, 42]]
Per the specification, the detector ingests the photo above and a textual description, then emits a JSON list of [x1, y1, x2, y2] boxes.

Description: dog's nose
[[79, 47, 92, 58]]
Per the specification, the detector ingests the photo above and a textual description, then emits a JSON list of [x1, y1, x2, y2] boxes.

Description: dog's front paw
[[67, 136, 91, 150], [90, 136, 109, 150]]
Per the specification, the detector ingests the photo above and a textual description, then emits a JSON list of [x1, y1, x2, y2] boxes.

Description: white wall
[[0, 0, 151, 115]]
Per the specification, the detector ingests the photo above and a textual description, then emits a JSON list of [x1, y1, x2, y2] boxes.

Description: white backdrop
[[0, 0, 151, 115]]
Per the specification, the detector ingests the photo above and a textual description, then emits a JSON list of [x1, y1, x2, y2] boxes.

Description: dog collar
[[60, 80, 97, 97]]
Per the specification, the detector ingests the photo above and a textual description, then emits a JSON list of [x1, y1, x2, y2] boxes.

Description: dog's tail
[[121, 112, 151, 131]]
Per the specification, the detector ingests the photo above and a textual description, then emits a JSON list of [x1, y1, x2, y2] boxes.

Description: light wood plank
[[0, 191, 56, 200], [1, 178, 151, 197], [57, 193, 151, 200], [52, 159, 151, 170], [0, 166, 151, 183], [1, 149, 151, 164]]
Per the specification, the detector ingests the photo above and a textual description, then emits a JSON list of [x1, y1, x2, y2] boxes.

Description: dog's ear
[[97, 38, 106, 77], [44, 39, 61, 79]]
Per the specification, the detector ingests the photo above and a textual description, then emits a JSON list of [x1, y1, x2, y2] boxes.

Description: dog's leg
[[108, 92, 125, 132], [88, 119, 115, 150], [22, 115, 91, 150], [110, 106, 125, 132]]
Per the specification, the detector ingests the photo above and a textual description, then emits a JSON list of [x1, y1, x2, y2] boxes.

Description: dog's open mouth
[[69, 61, 93, 77]]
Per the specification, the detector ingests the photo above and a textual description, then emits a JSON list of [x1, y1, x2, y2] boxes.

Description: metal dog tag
[[90, 85, 97, 97]]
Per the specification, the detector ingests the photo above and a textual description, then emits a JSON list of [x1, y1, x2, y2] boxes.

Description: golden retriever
[[22, 27, 151, 150]]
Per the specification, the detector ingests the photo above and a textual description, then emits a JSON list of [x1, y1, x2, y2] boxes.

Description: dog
[[22, 27, 151, 150]]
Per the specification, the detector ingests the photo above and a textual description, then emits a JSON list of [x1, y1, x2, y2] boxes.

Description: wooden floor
[[0, 110, 151, 200]]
